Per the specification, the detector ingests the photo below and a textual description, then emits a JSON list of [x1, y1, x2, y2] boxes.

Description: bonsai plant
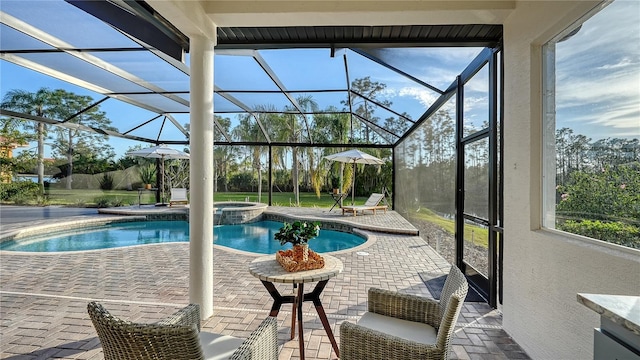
[[275, 221, 320, 247], [274, 220, 324, 271]]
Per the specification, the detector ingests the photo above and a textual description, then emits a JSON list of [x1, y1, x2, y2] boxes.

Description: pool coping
[[213, 201, 268, 212], [94, 205, 418, 236], [0, 215, 147, 243], [262, 208, 419, 236]]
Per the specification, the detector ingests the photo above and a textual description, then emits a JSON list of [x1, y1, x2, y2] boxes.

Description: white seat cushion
[[199, 332, 245, 360], [356, 312, 437, 345]]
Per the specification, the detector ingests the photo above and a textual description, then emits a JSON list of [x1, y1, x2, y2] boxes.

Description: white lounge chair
[[169, 188, 189, 206], [341, 193, 387, 216]]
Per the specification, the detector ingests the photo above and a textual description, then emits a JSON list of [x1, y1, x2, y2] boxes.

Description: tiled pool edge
[[262, 209, 419, 236], [214, 202, 268, 225], [0, 215, 147, 242], [95, 206, 418, 236], [97, 207, 189, 221]]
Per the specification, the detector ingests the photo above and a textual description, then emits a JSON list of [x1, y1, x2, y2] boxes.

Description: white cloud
[[556, 2, 638, 63], [397, 87, 438, 108], [464, 95, 488, 114], [553, 0, 639, 140], [598, 57, 635, 70], [557, 68, 639, 105]]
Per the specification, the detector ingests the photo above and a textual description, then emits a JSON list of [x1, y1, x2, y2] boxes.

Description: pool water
[[0, 220, 365, 253], [214, 221, 364, 253]]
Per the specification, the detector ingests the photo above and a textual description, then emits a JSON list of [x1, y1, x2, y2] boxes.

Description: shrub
[[11, 194, 30, 205], [94, 196, 112, 208], [110, 197, 125, 207], [93, 196, 126, 208], [559, 219, 640, 249], [0, 181, 41, 203], [229, 172, 256, 191], [557, 163, 640, 221], [35, 193, 50, 206], [99, 173, 115, 190]]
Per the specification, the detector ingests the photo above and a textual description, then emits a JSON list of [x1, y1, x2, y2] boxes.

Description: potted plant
[[139, 164, 156, 189], [331, 176, 340, 194], [274, 221, 324, 271]]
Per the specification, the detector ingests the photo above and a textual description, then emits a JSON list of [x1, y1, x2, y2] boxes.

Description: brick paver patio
[[0, 206, 529, 359]]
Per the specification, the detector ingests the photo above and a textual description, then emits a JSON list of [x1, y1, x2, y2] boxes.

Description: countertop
[[577, 293, 640, 336]]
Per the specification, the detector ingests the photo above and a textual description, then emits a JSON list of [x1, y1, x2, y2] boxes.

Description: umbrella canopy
[[324, 149, 384, 205], [127, 145, 190, 205], [323, 149, 384, 165], [127, 145, 190, 160]]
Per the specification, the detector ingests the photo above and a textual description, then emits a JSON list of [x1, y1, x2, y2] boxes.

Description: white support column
[[189, 34, 215, 320]]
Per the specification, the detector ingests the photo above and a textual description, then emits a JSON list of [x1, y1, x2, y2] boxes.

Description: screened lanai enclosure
[[0, 0, 504, 306]]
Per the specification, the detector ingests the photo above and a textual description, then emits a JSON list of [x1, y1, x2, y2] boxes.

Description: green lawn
[[214, 192, 367, 208], [40, 189, 368, 208], [44, 189, 144, 206], [411, 207, 489, 248]]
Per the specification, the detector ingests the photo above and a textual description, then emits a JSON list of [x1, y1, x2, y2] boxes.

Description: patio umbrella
[[324, 149, 384, 205], [127, 144, 190, 205]]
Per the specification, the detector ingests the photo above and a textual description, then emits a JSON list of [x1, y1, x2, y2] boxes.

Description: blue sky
[[554, 0, 640, 140], [2, 45, 485, 158], [1, 0, 638, 160]]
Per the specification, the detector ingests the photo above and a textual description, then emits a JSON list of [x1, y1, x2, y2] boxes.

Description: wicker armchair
[[340, 266, 468, 360], [87, 302, 278, 360]]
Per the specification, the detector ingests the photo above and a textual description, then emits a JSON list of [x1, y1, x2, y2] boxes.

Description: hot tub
[[213, 201, 268, 225]]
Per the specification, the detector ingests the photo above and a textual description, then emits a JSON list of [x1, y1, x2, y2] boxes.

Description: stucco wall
[[502, 1, 640, 359]]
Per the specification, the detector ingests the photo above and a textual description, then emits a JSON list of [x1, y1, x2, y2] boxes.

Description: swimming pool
[[0, 220, 366, 253]]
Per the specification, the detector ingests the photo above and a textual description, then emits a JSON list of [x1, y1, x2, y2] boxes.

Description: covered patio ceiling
[[0, 0, 502, 148]]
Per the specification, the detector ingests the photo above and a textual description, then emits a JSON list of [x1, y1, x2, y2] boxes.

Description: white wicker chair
[[340, 266, 468, 360], [88, 302, 278, 360]]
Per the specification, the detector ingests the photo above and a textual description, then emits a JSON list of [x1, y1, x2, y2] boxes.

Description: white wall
[[502, 1, 640, 359]]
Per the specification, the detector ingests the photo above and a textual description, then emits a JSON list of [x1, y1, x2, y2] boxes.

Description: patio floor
[[0, 205, 530, 360]]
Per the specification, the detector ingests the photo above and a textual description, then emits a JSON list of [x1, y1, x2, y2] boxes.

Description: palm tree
[[233, 111, 269, 202], [0, 117, 30, 183], [213, 116, 236, 192], [274, 95, 318, 205], [313, 109, 351, 195], [1, 88, 61, 193]]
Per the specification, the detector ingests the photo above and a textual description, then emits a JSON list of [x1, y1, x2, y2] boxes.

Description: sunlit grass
[[213, 192, 368, 207], [410, 207, 489, 248], [41, 189, 368, 208], [45, 189, 142, 205]]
